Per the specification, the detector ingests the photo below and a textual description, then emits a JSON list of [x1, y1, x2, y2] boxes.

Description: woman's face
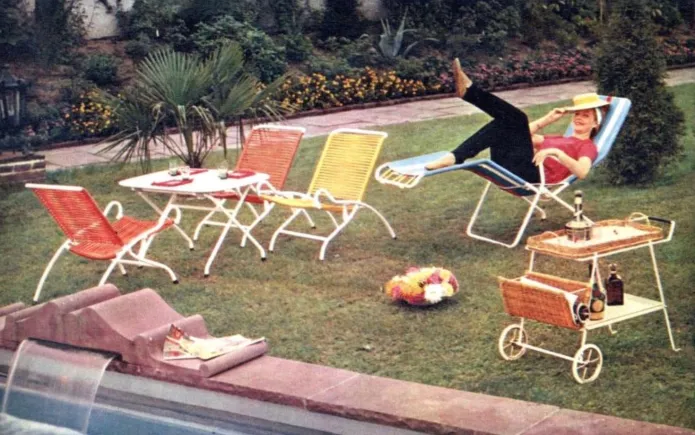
[[572, 109, 598, 136]]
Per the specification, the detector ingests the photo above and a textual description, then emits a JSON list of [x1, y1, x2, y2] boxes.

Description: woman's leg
[[427, 79, 540, 182]]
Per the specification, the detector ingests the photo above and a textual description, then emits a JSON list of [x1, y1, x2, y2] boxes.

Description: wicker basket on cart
[[498, 271, 591, 330]]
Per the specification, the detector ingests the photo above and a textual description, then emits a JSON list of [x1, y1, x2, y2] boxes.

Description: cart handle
[[627, 214, 675, 242]]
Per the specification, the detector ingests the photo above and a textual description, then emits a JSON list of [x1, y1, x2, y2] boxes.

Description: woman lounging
[[425, 59, 610, 184]]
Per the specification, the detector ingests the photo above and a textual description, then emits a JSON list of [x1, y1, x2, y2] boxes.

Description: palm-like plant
[[378, 11, 437, 59], [100, 42, 290, 169]]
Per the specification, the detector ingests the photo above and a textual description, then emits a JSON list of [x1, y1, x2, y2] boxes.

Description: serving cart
[[497, 214, 680, 384]]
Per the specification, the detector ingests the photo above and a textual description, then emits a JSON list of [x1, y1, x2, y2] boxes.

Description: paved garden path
[[43, 68, 694, 170]]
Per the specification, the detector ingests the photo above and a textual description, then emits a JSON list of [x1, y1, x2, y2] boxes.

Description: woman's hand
[[533, 147, 592, 179], [532, 148, 564, 166], [545, 107, 568, 124], [529, 107, 568, 134]]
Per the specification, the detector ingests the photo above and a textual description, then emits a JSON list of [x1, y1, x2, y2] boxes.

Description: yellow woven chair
[[262, 128, 396, 260]]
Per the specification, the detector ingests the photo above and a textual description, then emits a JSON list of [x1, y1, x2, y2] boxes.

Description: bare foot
[[452, 58, 473, 98], [425, 153, 456, 170]]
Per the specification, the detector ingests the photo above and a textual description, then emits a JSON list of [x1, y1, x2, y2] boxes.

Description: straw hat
[[565, 93, 611, 112]]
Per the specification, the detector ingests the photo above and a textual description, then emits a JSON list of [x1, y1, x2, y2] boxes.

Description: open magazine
[[163, 324, 266, 361]]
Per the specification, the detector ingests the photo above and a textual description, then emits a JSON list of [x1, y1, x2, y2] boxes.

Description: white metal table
[[499, 215, 679, 383], [119, 169, 270, 276]]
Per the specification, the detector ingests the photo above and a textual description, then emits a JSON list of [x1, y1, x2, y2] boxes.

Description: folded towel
[[228, 169, 256, 179], [152, 179, 194, 187]]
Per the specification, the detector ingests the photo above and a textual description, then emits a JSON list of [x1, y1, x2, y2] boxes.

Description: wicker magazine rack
[[499, 272, 590, 331]]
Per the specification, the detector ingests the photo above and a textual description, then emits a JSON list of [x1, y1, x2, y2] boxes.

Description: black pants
[[452, 84, 541, 183]]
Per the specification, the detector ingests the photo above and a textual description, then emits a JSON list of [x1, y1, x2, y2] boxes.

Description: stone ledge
[[1, 285, 693, 435]]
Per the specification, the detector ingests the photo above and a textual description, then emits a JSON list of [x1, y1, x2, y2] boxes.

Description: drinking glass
[[217, 160, 229, 179], [168, 160, 179, 176], [181, 166, 191, 179]]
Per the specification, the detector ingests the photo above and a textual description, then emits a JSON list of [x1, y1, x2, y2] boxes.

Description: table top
[[119, 169, 270, 194]]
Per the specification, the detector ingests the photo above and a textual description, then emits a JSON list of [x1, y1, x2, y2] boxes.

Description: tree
[[0, 0, 32, 61], [100, 42, 289, 170], [593, 0, 685, 184]]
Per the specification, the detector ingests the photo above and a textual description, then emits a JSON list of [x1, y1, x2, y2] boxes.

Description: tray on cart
[[527, 218, 664, 259]]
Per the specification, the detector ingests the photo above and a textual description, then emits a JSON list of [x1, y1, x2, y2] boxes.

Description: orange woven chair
[[27, 184, 178, 302], [193, 125, 306, 247]]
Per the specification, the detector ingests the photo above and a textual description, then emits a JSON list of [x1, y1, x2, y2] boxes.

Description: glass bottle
[[574, 190, 584, 222], [573, 300, 590, 325], [589, 280, 606, 320], [605, 263, 624, 306]]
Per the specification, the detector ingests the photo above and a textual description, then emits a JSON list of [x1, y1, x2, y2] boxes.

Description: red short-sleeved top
[[538, 135, 598, 183]]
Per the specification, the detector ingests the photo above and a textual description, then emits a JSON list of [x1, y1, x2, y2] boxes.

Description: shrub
[[320, 0, 365, 39], [447, 0, 522, 57], [118, 0, 185, 42], [24, 103, 69, 142], [269, 0, 303, 34], [284, 33, 313, 63], [177, 0, 259, 29], [83, 54, 119, 86], [191, 16, 287, 82], [277, 68, 433, 112], [306, 55, 357, 77], [66, 90, 118, 138], [124, 35, 152, 60], [594, 0, 685, 184]]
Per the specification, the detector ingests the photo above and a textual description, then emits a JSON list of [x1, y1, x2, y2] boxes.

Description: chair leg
[[300, 209, 316, 229], [466, 182, 540, 248], [132, 255, 178, 283], [33, 241, 70, 302], [269, 209, 303, 252], [98, 258, 122, 286], [318, 208, 359, 260], [241, 203, 274, 248], [122, 249, 178, 283], [358, 203, 397, 239]]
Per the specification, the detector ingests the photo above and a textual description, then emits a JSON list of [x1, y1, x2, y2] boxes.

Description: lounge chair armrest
[[266, 190, 308, 200], [255, 179, 277, 194], [103, 201, 124, 220], [313, 188, 341, 205]]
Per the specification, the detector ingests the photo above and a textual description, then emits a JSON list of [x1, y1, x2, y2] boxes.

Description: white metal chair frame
[[28, 184, 178, 302]]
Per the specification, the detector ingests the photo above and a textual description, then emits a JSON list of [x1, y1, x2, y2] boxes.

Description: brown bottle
[[605, 263, 624, 306]]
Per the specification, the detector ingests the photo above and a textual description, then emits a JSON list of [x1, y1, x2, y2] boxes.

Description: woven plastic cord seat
[[262, 128, 396, 260], [193, 125, 306, 246], [375, 96, 631, 248], [27, 184, 178, 302]]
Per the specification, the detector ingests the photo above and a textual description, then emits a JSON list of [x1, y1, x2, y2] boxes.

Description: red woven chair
[[193, 125, 307, 246], [27, 184, 178, 302]]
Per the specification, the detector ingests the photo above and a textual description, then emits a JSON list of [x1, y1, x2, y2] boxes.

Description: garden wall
[[0, 153, 46, 185]]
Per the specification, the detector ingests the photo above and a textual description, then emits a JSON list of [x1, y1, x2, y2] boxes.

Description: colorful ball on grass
[[384, 266, 459, 306]]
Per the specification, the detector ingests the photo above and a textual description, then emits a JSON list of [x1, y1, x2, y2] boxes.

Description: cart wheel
[[498, 324, 528, 360], [572, 344, 603, 384]]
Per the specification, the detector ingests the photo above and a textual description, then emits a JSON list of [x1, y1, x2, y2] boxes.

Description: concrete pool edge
[[0, 286, 693, 435]]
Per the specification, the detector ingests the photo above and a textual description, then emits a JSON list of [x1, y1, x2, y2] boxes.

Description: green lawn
[[2, 84, 694, 429]]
